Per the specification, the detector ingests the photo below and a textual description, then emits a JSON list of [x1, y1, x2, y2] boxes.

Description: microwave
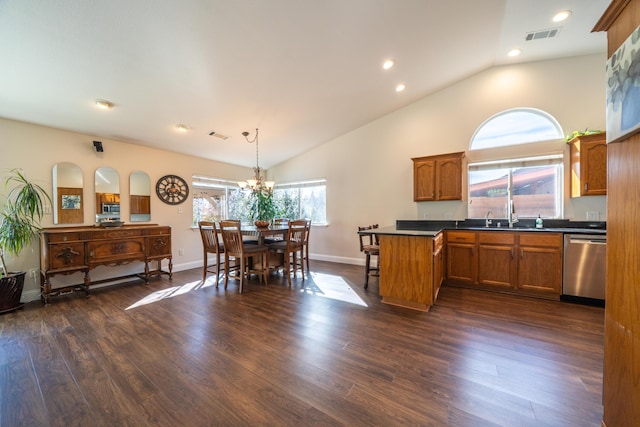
[[102, 203, 120, 214]]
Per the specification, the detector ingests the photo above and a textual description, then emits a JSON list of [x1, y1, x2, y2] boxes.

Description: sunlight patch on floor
[[301, 272, 368, 307], [126, 279, 217, 310]]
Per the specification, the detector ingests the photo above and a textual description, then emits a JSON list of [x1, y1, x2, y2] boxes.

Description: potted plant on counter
[[0, 168, 51, 313]]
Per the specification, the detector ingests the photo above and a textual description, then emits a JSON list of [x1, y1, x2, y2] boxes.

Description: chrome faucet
[[508, 200, 518, 228], [485, 210, 492, 227]]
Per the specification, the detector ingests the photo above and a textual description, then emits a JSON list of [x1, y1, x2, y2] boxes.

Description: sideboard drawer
[[48, 242, 86, 270]]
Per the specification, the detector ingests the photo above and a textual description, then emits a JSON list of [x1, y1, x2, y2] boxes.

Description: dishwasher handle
[[567, 235, 606, 245]]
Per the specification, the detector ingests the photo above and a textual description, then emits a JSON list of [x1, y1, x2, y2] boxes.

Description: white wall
[[0, 117, 250, 301], [269, 54, 608, 265]]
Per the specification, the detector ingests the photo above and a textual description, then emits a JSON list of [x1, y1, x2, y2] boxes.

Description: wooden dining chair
[[262, 218, 289, 244], [300, 218, 311, 273], [219, 220, 269, 293], [266, 219, 306, 286], [358, 224, 380, 289], [198, 221, 225, 285]]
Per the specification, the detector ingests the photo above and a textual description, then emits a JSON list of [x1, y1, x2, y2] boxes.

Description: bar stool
[[358, 224, 379, 289]]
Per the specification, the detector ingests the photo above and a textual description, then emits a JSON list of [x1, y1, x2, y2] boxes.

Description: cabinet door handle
[[471, 247, 474, 256], [431, 191, 435, 198], [520, 249, 524, 259], [585, 183, 588, 192], [511, 249, 514, 259]]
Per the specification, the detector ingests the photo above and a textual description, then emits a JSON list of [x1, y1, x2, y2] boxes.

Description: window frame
[[470, 108, 564, 151], [191, 175, 327, 226], [468, 155, 564, 219]]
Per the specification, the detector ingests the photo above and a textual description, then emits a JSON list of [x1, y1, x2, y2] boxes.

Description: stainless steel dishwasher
[[562, 234, 607, 301]]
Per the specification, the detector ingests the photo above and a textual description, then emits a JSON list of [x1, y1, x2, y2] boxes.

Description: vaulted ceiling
[[0, 0, 609, 168]]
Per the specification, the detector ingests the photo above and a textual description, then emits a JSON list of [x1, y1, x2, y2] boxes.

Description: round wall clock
[[156, 174, 189, 205]]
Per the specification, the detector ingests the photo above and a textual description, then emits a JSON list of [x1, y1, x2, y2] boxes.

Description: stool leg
[[364, 253, 371, 289]]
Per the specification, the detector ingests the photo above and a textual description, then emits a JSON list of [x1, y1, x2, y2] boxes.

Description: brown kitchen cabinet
[[412, 152, 465, 201], [516, 233, 563, 294], [477, 232, 516, 289], [445, 230, 477, 284], [446, 230, 563, 298], [433, 233, 444, 297], [568, 132, 607, 197], [130, 195, 151, 214], [379, 232, 443, 311]]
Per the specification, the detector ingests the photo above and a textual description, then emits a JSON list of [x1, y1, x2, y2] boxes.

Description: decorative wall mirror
[[52, 162, 84, 224], [95, 167, 120, 223], [129, 171, 151, 222]]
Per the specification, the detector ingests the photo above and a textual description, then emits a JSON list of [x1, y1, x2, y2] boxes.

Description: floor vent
[[525, 27, 561, 41]]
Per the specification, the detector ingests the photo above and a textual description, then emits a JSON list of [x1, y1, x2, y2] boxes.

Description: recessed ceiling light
[[552, 10, 572, 22], [383, 59, 395, 70], [508, 49, 521, 57], [395, 83, 406, 92], [95, 99, 113, 109], [175, 124, 190, 132]]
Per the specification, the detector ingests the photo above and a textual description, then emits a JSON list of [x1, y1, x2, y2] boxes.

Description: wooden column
[[594, 2, 640, 425]]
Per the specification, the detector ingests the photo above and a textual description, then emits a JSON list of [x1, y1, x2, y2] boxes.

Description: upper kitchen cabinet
[[412, 152, 466, 201], [568, 132, 607, 197]]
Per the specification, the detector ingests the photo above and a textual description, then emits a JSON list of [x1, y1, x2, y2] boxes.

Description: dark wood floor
[[1, 261, 604, 426]]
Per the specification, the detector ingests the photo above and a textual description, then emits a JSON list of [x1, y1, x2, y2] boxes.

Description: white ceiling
[[0, 0, 609, 169]]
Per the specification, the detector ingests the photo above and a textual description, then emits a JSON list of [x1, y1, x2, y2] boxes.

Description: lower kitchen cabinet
[[477, 232, 516, 288], [446, 230, 563, 298], [517, 233, 563, 294], [379, 233, 442, 311], [446, 231, 477, 284]]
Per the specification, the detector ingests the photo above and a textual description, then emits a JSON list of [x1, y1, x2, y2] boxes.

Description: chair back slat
[[358, 224, 379, 252], [219, 220, 244, 255], [287, 219, 307, 249], [198, 221, 218, 252]]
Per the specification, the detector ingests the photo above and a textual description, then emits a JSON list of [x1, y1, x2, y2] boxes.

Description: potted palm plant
[[0, 168, 51, 313], [250, 189, 276, 228]]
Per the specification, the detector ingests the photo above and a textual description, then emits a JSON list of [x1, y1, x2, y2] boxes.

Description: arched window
[[470, 108, 563, 150], [467, 108, 565, 219]]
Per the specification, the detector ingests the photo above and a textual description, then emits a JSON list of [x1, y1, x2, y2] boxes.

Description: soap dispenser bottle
[[535, 214, 543, 229]]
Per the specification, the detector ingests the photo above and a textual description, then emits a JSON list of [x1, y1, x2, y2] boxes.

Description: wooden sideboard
[[39, 224, 172, 304]]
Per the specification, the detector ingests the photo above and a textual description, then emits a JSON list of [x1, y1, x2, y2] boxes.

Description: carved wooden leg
[[41, 274, 51, 305], [168, 258, 173, 279], [84, 270, 91, 297]]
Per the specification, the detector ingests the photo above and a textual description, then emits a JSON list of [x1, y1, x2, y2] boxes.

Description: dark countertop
[[358, 219, 607, 236]]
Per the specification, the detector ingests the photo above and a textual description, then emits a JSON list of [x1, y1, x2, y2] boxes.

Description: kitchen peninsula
[[361, 219, 606, 312]]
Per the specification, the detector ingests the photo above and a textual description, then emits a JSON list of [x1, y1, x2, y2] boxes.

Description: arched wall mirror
[[130, 171, 151, 222], [95, 167, 120, 223], [52, 162, 84, 224]]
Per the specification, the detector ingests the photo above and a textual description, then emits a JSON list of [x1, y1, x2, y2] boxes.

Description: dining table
[[240, 224, 288, 245], [240, 224, 289, 271]]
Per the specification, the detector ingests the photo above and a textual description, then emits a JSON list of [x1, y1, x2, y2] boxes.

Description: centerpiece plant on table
[[250, 189, 276, 228], [0, 168, 51, 313]]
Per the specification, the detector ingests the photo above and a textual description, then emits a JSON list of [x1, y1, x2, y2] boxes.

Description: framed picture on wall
[[61, 195, 81, 209], [606, 24, 640, 144]]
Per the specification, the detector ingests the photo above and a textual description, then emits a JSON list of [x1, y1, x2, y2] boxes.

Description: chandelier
[[238, 128, 275, 193]]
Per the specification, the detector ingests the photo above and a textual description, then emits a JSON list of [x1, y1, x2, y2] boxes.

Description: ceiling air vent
[[208, 131, 230, 140], [525, 27, 561, 41]]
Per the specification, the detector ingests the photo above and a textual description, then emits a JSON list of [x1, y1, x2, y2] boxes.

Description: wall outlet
[[178, 207, 183, 214], [29, 268, 38, 279], [445, 212, 453, 219], [586, 211, 600, 221], [178, 248, 184, 256], [423, 212, 429, 219]]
